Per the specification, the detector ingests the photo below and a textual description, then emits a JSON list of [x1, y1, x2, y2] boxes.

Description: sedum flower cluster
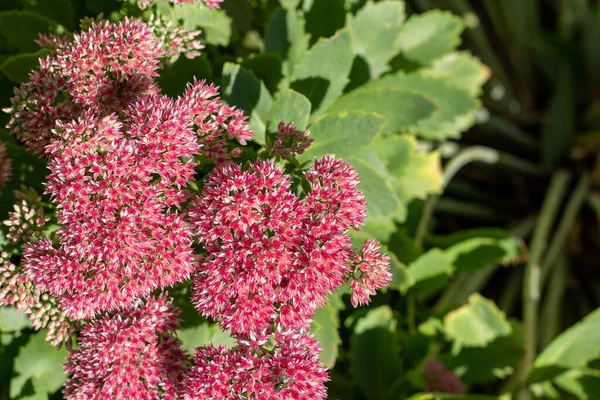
[[0, 7, 391, 399]]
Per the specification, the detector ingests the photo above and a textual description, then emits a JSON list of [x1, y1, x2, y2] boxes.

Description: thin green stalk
[[517, 170, 571, 400], [539, 254, 568, 348], [407, 292, 416, 335], [540, 173, 590, 285]]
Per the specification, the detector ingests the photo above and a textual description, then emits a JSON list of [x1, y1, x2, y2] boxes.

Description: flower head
[[305, 155, 367, 231], [3, 187, 50, 244], [183, 332, 328, 399], [266, 121, 313, 160], [0, 252, 72, 347], [23, 110, 196, 319], [4, 18, 163, 155], [147, 13, 203, 61], [350, 239, 391, 308], [138, 0, 223, 9], [190, 160, 356, 338], [181, 79, 252, 164], [64, 296, 189, 400]]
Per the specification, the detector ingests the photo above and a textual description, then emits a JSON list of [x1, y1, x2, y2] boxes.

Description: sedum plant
[[0, 1, 392, 399]]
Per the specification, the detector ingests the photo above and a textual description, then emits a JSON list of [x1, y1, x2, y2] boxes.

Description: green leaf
[[157, 55, 212, 97], [19, 0, 76, 31], [396, 10, 464, 65], [291, 30, 354, 117], [327, 83, 437, 136], [299, 110, 385, 160], [299, 111, 442, 226], [399, 248, 453, 293], [10, 331, 68, 399], [0, 11, 66, 53], [531, 307, 600, 383], [311, 301, 340, 369], [444, 236, 523, 273], [178, 323, 235, 353], [0, 307, 31, 332], [345, 72, 479, 140], [304, 0, 346, 45], [0, 52, 43, 83], [444, 293, 511, 350], [221, 62, 273, 144], [347, 0, 406, 79], [420, 51, 491, 96], [241, 54, 283, 94], [268, 89, 311, 131], [171, 5, 232, 46], [444, 320, 524, 384], [265, 7, 310, 85], [554, 369, 600, 400], [350, 306, 402, 400]]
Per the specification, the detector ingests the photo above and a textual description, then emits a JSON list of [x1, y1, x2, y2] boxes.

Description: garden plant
[[0, 0, 599, 399]]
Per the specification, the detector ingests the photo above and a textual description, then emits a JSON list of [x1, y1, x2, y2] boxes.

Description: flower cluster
[[147, 13, 204, 61], [3, 187, 50, 244], [64, 296, 188, 399], [2, 12, 391, 400], [350, 240, 392, 308], [0, 142, 11, 193], [0, 252, 72, 346], [183, 332, 328, 399], [182, 79, 253, 164], [266, 121, 314, 160], [137, 0, 223, 10], [190, 155, 390, 340]]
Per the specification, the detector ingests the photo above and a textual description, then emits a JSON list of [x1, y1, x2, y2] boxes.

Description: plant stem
[[540, 173, 590, 285], [539, 253, 568, 348], [517, 170, 571, 400], [407, 291, 417, 335]]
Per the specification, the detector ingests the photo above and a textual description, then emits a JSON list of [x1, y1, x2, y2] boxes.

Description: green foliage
[[170, 4, 233, 46], [531, 307, 600, 383], [396, 10, 464, 65], [222, 62, 273, 144], [10, 331, 67, 399], [349, 306, 404, 400], [290, 30, 354, 117], [347, 0, 406, 79], [444, 294, 511, 350]]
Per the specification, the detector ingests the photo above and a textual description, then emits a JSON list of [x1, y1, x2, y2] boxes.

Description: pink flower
[[138, 0, 223, 9], [23, 109, 196, 320], [350, 239, 391, 308], [64, 296, 189, 400], [0, 252, 73, 347], [266, 121, 313, 160], [181, 79, 252, 164], [3, 187, 50, 244], [147, 13, 203, 61], [190, 160, 355, 338], [4, 18, 163, 155], [183, 332, 328, 399], [0, 142, 11, 193], [305, 155, 367, 231]]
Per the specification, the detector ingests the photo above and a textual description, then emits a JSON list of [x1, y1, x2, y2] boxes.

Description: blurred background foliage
[[1, 0, 600, 399]]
